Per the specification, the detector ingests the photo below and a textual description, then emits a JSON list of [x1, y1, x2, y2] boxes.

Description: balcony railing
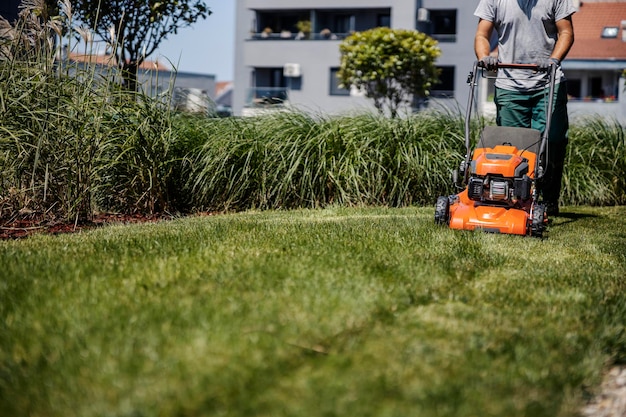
[[245, 87, 289, 108], [250, 31, 348, 41]]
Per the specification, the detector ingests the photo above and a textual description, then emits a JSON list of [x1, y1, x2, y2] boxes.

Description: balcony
[[250, 29, 348, 41], [245, 87, 289, 108], [242, 87, 290, 117], [249, 8, 391, 41]]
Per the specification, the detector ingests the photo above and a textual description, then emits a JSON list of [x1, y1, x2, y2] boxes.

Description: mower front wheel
[[530, 203, 547, 237], [435, 196, 450, 225]]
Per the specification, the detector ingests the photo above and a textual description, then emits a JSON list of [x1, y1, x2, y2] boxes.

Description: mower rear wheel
[[530, 203, 546, 237], [434, 196, 450, 225]]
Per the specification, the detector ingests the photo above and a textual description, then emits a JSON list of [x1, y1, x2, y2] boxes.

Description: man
[[474, 0, 576, 216]]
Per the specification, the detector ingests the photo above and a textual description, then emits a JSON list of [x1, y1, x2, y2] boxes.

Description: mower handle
[[477, 62, 550, 72], [465, 61, 558, 182]]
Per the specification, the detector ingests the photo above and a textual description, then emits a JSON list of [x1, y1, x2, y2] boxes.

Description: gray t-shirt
[[474, 0, 576, 91]]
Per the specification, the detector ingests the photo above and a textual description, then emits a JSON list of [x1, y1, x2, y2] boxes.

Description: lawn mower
[[434, 61, 557, 237]]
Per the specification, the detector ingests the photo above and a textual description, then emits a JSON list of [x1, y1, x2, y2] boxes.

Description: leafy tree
[[338, 27, 441, 118], [72, 0, 211, 91]]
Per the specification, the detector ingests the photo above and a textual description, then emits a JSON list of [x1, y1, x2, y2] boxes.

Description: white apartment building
[[233, 0, 626, 122], [234, 0, 480, 117]]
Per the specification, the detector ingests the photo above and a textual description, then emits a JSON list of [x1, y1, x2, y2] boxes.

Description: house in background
[[234, 0, 478, 117], [169, 71, 219, 115], [66, 51, 218, 115], [234, 0, 626, 123], [563, 0, 626, 122], [1, 1, 219, 116], [214, 81, 234, 116]]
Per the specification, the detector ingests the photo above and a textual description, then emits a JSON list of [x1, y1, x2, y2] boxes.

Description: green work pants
[[494, 82, 569, 205]]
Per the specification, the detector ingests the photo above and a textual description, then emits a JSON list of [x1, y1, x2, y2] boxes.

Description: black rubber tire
[[530, 203, 546, 237], [434, 196, 450, 225]]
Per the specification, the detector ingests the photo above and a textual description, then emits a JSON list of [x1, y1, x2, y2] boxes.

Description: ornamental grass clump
[[188, 111, 466, 211], [94, 93, 179, 214], [563, 117, 626, 206], [0, 0, 185, 220], [0, 0, 108, 221]]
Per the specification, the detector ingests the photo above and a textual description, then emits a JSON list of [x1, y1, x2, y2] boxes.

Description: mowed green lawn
[[1, 206, 625, 417]]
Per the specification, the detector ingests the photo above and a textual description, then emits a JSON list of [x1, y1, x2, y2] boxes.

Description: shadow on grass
[[549, 211, 598, 228]]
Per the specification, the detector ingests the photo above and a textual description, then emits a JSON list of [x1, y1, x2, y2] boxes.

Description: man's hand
[[479, 56, 498, 71], [537, 57, 560, 71]]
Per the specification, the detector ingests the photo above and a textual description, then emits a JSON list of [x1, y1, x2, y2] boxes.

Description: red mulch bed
[[0, 212, 174, 240]]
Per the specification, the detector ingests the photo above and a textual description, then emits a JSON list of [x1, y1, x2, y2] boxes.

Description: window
[[247, 68, 289, 107], [377, 14, 391, 28], [334, 14, 354, 35], [567, 79, 581, 100], [431, 66, 455, 98], [316, 9, 389, 37], [329, 68, 350, 96], [601, 26, 619, 38], [429, 9, 457, 42], [256, 11, 310, 35], [258, 68, 285, 88], [591, 77, 604, 98]]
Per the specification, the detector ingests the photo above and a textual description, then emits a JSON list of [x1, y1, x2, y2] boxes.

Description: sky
[[154, 1, 236, 81]]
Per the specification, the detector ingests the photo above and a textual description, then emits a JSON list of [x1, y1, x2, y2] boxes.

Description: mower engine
[[465, 145, 534, 206]]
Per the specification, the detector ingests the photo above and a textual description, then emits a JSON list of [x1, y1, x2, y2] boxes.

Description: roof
[[215, 81, 232, 97], [567, 2, 626, 60], [67, 52, 170, 71], [215, 81, 233, 107]]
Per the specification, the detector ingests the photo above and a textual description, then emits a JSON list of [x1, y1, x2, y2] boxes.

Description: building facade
[[233, 0, 481, 117], [66, 52, 217, 115], [561, 0, 626, 123], [236, 1, 626, 121]]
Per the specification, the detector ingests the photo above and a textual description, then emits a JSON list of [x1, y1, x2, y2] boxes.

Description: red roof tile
[[215, 81, 232, 97], [568, 2, 626, 59], [68, 52, 170, 71]]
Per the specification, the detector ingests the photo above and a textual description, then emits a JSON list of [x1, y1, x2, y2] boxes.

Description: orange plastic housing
[[472, 145, 537, 178], [448, 190, 530, 235], [447, 144, 541, 235]]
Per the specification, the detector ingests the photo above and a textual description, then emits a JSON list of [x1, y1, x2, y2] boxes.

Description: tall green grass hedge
[[564, 118, 626, 205], [183, 113, 626, 212], [0, 3, 624, 221], [0, 1, 184, 221], [188, 112, 465, 211], [2, 94, 625, 220]]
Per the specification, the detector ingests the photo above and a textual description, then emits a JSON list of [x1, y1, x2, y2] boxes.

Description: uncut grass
[[1, 207, 625, 417]]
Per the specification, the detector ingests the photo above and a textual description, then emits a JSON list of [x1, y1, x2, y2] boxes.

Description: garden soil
[[0, 212, 173, 239]]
